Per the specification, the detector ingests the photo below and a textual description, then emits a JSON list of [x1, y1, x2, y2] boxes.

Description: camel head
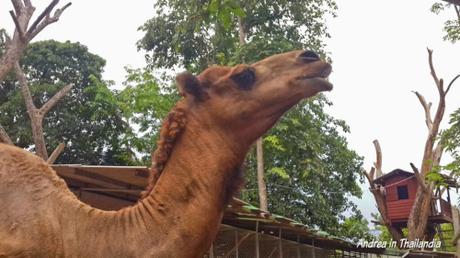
[[176, 50, 332, 144]]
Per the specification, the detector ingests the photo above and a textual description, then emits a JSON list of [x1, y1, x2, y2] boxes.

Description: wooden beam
[[80, 188, 142, 194]]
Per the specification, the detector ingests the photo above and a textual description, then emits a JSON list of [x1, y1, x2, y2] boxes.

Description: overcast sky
[[1, 0, 460, 222]]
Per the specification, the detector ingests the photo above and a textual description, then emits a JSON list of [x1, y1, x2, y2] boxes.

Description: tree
[[431, 1, 460, 43], [0, 0, 71, 82], [442, 109, 460, 175], [117, 67, 178, 164], [338, 214, 375, 243], [0, 40, 135, 164], [364, 49, 458, 244], [242, 95, 364, 232], [0, 0, 71, 144], [138, 0, 336, 72], [137, 0, 366, 233]]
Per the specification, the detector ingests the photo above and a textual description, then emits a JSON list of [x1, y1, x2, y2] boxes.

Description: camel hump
[[0, 143, 67, 196]]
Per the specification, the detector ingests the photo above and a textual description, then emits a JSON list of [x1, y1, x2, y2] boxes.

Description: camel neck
[[131, 116, 246, 256]]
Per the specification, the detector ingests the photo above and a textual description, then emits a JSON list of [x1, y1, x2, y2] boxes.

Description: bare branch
[[27, 2, 72, 40], [53, 2, 72, 18], [363, 167, 375, 185], [27, 0, 60, 37], [0, 125, 13, 145], [446, 74, 460, 95], [15, 62, 48, 159], [9, 10, 26, 42], [455, 5, 460, 20], [373, 139, 383, 177], [410, 162, 428, 193], [427, 48, 443, 93], [39, 83, 73, 116], [11, 0, 24, 15], [14, 62, 37, 113], [413, 91, 433, 131], [23, 0, 33, 8], [47, 143, 65, 164]]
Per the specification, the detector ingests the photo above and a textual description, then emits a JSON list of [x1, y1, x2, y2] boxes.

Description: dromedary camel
[[0, 50, 332, 257]]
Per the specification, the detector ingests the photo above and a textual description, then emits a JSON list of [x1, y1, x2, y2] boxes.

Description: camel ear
[[176, 72, 207, 101]]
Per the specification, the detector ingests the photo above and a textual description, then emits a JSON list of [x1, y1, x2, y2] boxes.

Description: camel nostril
[[299, 50, 320, 62]]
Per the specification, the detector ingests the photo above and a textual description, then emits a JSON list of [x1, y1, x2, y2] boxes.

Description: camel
[[0, 50, 332, 257]]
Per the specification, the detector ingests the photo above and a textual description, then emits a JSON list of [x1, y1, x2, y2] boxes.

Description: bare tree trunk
[[256, 138, 268, 211], [364, 140, 404, 243], [47, 142, 65, 164], [0, 125, 13, 144], [237, 15, 269, 210], [406, 49, 458, 241], [0, 0, 71, 82], [0, 0, 71, 145], [14, 62, 73, 160]]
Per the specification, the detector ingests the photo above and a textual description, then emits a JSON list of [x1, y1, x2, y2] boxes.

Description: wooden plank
[[53, 165, 149, 188]]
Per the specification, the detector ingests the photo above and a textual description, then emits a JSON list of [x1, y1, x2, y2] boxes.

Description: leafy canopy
[[138, 0, 336, 72], [137, 0, 367, 237], [431, 2, 460, 43], [0, 40, 134, 165]]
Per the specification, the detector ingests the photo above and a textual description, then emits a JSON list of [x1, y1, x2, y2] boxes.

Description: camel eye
[[230, 68, 256, 91]]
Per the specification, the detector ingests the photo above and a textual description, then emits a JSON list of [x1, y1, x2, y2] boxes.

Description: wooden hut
[[372, 169, 455, 226]]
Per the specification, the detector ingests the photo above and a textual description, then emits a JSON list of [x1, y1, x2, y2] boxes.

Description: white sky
[[1, 0, 460, 222]]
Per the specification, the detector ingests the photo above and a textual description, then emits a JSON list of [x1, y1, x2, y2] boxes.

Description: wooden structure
[[373, 169, 455, 226], [51, 164, 385, 257]]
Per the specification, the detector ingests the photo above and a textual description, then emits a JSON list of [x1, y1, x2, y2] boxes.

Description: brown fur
[[0, 50, 332, 257], [141, 106, 187, 198]]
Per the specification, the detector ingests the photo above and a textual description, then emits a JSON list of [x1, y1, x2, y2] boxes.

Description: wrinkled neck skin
[[57, 110, 248, 257]]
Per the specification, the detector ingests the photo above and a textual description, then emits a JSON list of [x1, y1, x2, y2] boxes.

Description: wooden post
[[296, 235, 301, 258], [447, 187, 451, 204], [209, 243, 214, 258], [312, 239, 316, 258], [278, 228, 283, 258], [235, 230, 239, 258], [255, 221, 260, 258]]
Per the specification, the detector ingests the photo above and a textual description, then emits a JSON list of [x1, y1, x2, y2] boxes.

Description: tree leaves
[[242, 97, 364, 233], [442, 109, 460, 180], [138, 0, 336, 72], [0, 40, 134, 165], [431, 2, 460, 43], [138, 0, 366, 237]]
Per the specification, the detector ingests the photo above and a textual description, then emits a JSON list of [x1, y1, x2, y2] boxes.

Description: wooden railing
[[432, 198, 452, 218]]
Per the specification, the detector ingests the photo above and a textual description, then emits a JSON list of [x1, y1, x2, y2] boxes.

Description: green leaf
[[268, 167, 290, 179]]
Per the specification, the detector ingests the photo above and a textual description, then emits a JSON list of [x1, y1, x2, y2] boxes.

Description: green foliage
[[426, 170, 448, 187], [241, 96, 364, 231], [117, 67, 178, 164], [431, 2, 460, 43], [0, 40, 135, 165], [138, 0, 336, 72], [338, 214, 375, 242], [442, 109, 460, 182], [138, 0, 365, 234], [434, 223, 456, 252], [370, 213, 394, 243]]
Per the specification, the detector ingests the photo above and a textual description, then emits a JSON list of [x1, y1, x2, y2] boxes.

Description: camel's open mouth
[[296, 65, 333, 91]]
